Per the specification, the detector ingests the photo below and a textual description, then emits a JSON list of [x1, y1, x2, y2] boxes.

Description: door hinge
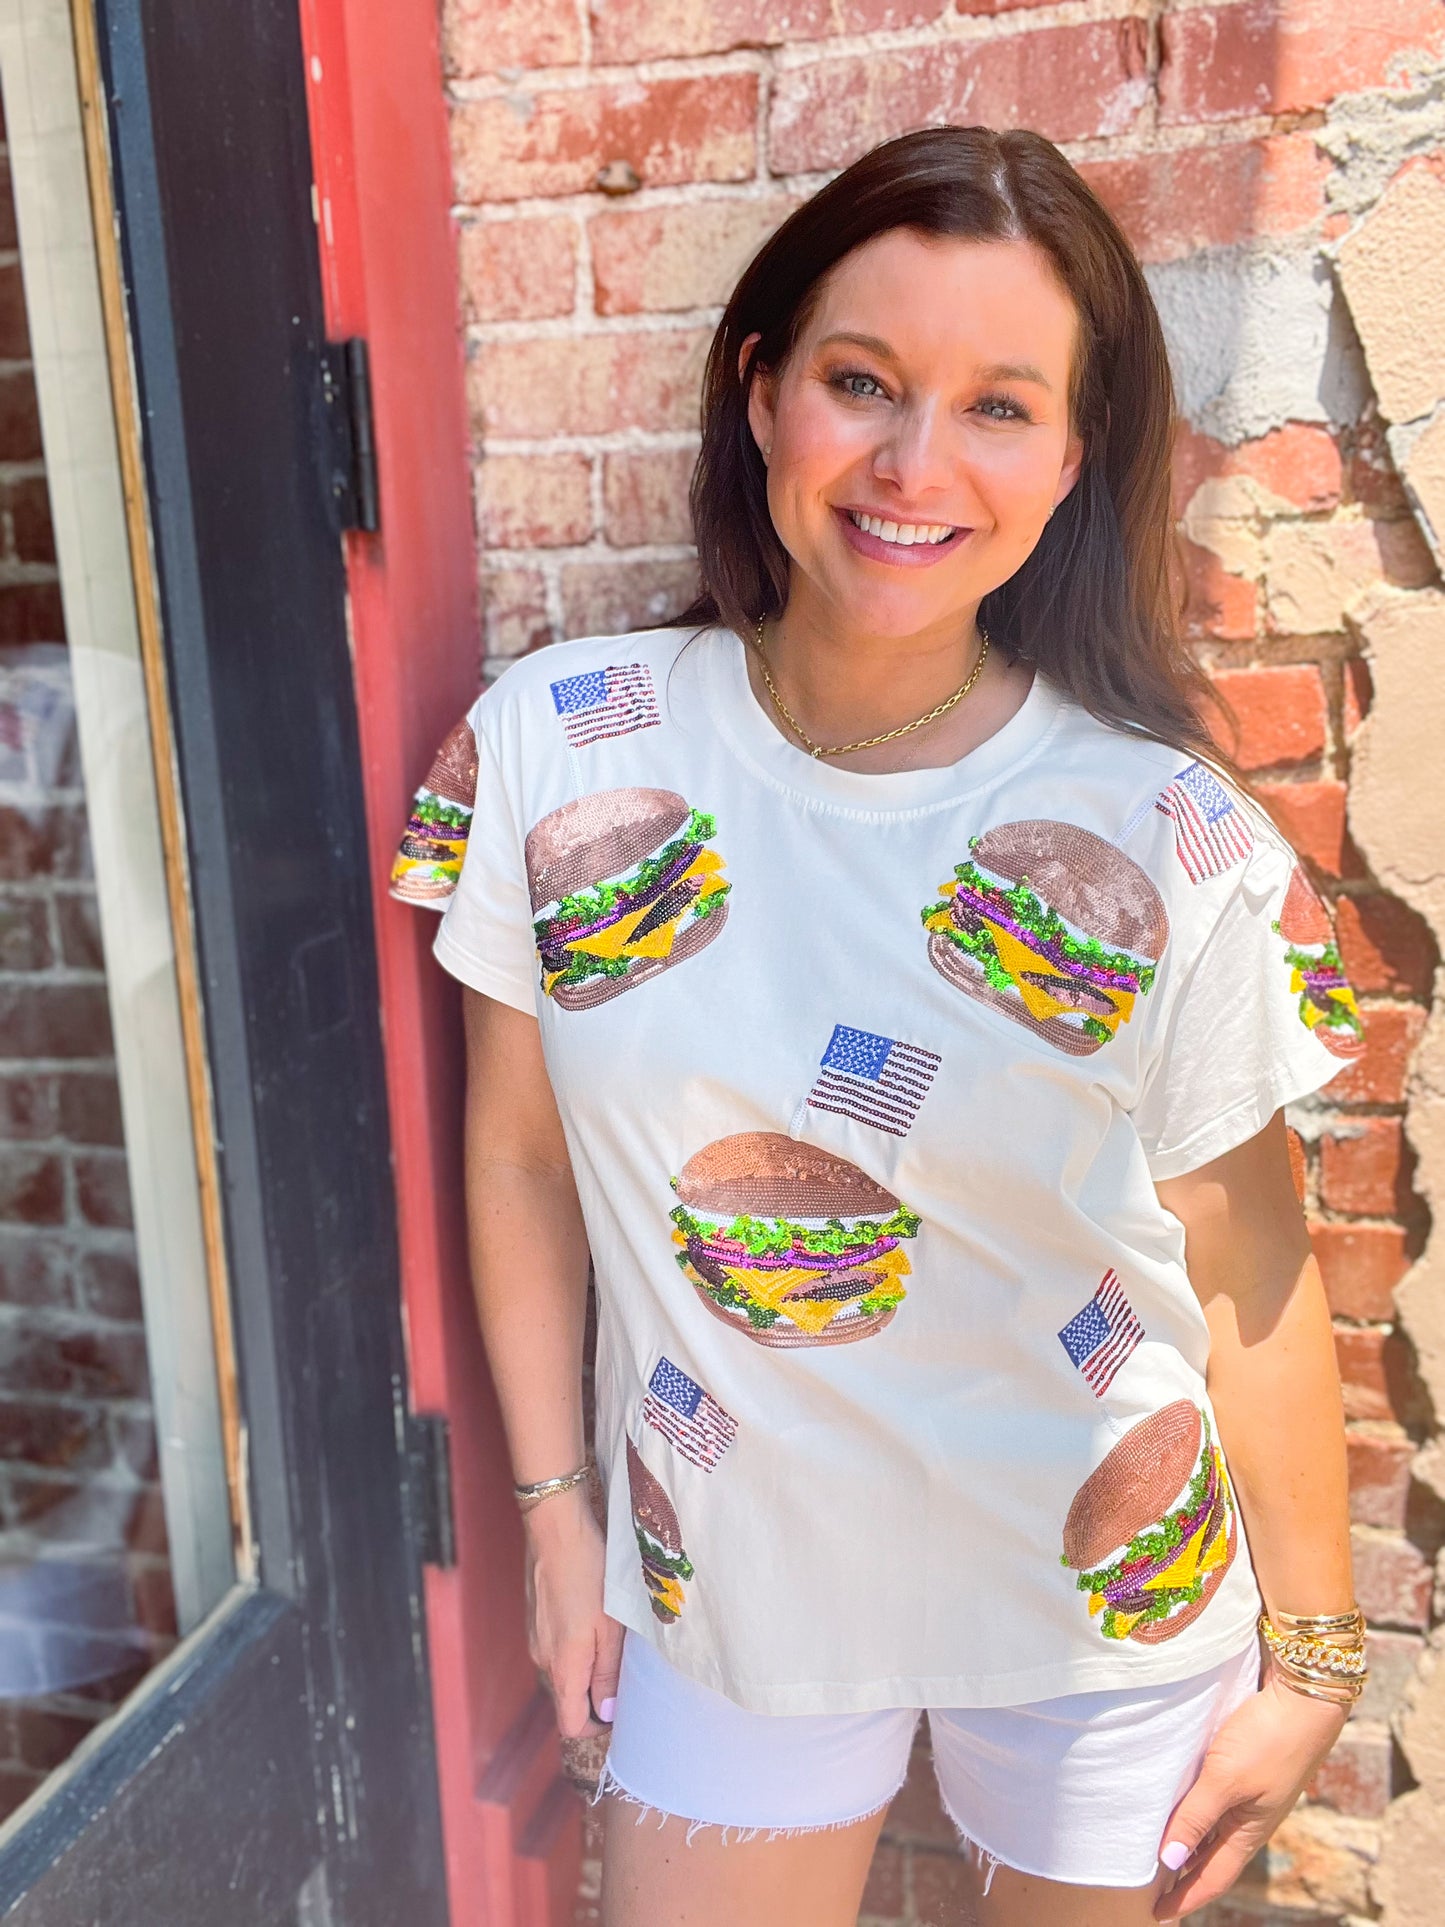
[[319, 336, 379, 534], [406, 1411, 457, 1570]]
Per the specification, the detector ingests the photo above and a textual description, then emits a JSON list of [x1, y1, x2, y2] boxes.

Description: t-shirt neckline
[[703, 623, 1066, 816]]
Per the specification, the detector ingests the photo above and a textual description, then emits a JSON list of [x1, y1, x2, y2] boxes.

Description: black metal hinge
[[319, 336, 379, 534], [406, 1411, 457, 1570]]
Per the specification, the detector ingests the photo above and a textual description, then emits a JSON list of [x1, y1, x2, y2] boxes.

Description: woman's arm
[[461, 986, 622, 1737], [1150, 1107, 1354, 1920]]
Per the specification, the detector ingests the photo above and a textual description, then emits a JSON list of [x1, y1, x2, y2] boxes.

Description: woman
[[412, 127, 1368, 1925]]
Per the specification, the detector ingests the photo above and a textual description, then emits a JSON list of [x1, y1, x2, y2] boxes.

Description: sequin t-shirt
[[429, 624, 1360, 1715]]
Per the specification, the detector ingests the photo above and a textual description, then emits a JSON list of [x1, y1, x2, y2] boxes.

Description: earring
[[763, 443, 772, 461]]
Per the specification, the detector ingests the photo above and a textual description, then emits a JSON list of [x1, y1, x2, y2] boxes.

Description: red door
[[295, 4, 582, 1920]]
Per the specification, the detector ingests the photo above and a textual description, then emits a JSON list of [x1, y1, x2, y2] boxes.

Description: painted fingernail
[[598, 1696, 617, 1723], [1160, 1842, 1191, 1872]]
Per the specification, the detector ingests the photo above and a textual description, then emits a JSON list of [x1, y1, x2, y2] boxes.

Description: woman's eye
[[830, 369, 887, 400], [975, 394, 1031, 423]]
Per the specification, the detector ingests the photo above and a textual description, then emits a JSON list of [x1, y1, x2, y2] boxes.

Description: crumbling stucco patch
[[1148, 241, 1369, 445], [1322, 72, 1445, 219]]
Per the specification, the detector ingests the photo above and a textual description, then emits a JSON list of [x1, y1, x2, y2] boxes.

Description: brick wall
[[0, 98, 173, 1822], [439, 4, 1445, 1919]]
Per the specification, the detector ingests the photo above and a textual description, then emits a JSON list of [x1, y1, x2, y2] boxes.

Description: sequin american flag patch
[[1155, 761, 1253, 883], [550, 663, 659, 748], [642, 1358, 737, 1472], [806, 1025, 940, 1138], [1058, 1271, 1143, 1398]]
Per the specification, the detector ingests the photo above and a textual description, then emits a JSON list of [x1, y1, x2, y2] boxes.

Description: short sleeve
[[1129, 835, 1364, 1179], [430, 708, 538, 1015]]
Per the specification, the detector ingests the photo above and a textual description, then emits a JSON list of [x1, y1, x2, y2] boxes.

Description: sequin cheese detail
[[1061, 1402, 1236, 1643], [669, 1133, 919, 1348], [389, 715, 479, 908], [1273, 866, 1365, 1060], [628, 1439, 694, 1623], [524, 788, 730, 1010], [923, 820, 1168, 1056]]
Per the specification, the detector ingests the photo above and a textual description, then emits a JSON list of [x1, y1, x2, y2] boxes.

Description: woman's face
[[745, 228, 1086, 642]]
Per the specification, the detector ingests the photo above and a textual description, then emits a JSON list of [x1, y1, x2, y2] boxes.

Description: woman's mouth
[[836, 506, 970, 566]]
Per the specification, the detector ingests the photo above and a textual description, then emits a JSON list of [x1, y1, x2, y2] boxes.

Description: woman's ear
[[739, 331, 775, 466], [1052, 429, 1085, 511]]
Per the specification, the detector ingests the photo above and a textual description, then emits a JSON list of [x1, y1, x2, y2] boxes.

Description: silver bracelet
[[513, 1458, 592, 1506]]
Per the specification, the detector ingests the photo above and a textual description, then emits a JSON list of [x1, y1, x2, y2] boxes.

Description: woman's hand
[[523, 1485, 625, 1739], [1154, 1668, 1350, 1920]]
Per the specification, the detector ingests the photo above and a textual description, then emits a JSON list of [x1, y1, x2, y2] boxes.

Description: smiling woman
[[425, 126, 1367, 1927]]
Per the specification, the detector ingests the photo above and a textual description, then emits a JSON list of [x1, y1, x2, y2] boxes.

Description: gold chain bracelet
[[1258, 1608, 1368, 1706]]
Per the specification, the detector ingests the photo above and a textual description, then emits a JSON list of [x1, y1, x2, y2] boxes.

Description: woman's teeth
[[848, 511, 957, 546]]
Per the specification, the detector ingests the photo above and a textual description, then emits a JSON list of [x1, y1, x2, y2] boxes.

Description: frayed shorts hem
[[588, 1758, 910, 1849]]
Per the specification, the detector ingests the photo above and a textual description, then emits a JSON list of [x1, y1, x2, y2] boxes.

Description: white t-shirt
[[430, 623, 1360, 1715]]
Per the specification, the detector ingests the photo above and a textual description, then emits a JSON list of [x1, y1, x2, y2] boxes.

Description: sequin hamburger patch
[[1061, 1401, 1236, 1644], [1273, 865, 1365, 1060], [669, 1132, 918, 1348], [389, 715, 479, 908], [923, 819, 1168, 1056], [628, 1438, 694, 1624], [525, 787, 730, 1010]]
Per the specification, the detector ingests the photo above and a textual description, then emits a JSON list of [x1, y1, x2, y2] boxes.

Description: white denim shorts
[[593, 1628, 1261, 1890]]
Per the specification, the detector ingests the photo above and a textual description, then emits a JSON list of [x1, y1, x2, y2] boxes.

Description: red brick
[[1320, 1118, 1413, 1217], [477, 453, 593, 550], [450, 75, 757, 205], [479, 565, 551, 662], [1286, 1125, 1307, 1203], [1210, 665, 1327, 771], [0, 261, 30, 360], [129, 1483, 170, 1554], [1253, 780, 1364, 879], [76, 1248, 142, 1321], [1343, 656, 1372, 737], [0, 1767, 43, 1826], [768, 20, 1150, 174], [459, 217, 576, 325], [12, 1704, 101, 1773], [1083, 136, 1329, 266], [130, 1559, 178, 1639], [0, 1234, 71, 1309], [443, 0, 582, 77], [0, 898, 51, 970], [0, 1150, 63, 1226], [1173, 420, 1344, 519], [1307, 1722, 1392, 1817], [53, 896, 100, 974], [1358, 1627, 1425, 1722], [1312, 1222, 1410, 1322], [603, 447, 696, 548], [0, 1397, 110, 1470], [0, 582, 65, 646], [1335, 1328, 1421, 1425], [3, 475, 55, 565], [860, 1838, 906, 1917], [561, 558, 700, 641], [880, 1742, 956, 1848], [1159, 0, 1445, 126], [0, 982, 114, 1057], [0, 154, 16, 252], [1351, 1526, 1432, 1629], [591, 197, 800, 317], [1346, 1427, 1414, 1529], [592, 0, 943, 62], [2, 1324, 151, 1400], [1179, 535, 1257, 641], [911, 1845, 979, 1926], [1377, 511, 1438, 592], [0, 806, 89, 884], [1350, 410, 1412, 515], [471, 329, 709, 439], [1335, 894, 1435, 999], [75, 1150, 133, 1230], [0, 371, 43, 462], [1326, 1003, 1428, 1107], [0, 1074, 57, 1139]]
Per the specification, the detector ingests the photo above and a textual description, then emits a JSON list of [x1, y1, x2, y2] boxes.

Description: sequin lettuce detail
[[1273, 866, 1365, 1060], [1061, 1402, 1236, 1644], [389, 716, 479, 908], [923, 820, 1169, 1057], [669, 1132, 919, 1349], [628, 1439, 694, 1623], [524, 788, 730, 1011]]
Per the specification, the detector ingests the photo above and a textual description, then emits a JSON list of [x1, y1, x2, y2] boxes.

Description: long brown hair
[[679, 126, 1230, 765]]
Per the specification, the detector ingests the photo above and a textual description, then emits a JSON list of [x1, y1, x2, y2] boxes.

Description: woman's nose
[[870, 401, 959, 500]]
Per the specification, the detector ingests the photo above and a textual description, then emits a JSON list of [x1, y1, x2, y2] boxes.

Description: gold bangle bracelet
[[1271, 1607, 1366, 1639], [1268, 1663, 1364, 1707], [513, 1458, 593, 1506]]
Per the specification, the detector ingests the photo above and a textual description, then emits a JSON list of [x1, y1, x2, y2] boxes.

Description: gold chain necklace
[[751, 614, 990, 759]]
